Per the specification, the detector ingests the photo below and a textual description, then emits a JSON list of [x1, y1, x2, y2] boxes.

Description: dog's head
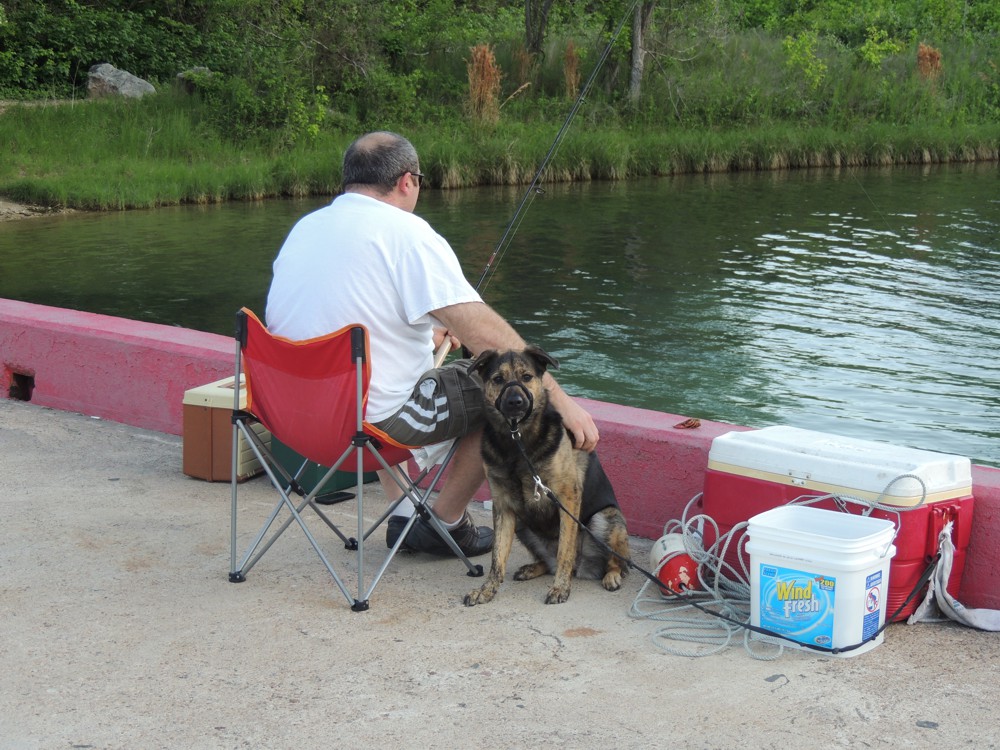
[[470, 345, 559, 425]]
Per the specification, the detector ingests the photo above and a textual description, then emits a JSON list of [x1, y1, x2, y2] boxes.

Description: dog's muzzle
[[494, 381, 534, 427]]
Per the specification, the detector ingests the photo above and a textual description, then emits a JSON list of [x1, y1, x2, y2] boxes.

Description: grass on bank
[[2, 91, 999, 211]]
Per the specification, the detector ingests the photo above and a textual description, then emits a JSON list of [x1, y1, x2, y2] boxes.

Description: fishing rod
[[434, 0, 641, 367], [473, 0, 643, 295]]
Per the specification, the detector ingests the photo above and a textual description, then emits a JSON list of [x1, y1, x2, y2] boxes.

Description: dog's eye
[[491, 374, 504, 385], [521, 373, 533, 382]]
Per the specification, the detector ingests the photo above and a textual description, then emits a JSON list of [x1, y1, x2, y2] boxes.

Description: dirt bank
[[0, 199, 75, 221]]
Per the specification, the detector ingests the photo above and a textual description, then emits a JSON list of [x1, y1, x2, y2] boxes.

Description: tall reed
[[466, 44, 502, 125], [563, 40, 580, 100]]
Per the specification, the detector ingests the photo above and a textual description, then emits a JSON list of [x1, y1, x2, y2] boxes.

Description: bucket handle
[[791, 472, 930, 559], [863, 473, 928, 558], [829, 494, 900, 559]]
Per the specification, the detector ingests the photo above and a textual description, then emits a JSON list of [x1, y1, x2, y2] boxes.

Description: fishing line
[[474, 0, 643, 294], [846, 165, 897, 237]]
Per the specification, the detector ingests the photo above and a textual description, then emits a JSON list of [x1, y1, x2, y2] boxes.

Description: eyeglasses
[[398, 170, 424, 188]]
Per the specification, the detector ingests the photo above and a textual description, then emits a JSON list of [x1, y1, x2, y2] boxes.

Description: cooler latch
[[927, 503, 958, 563]]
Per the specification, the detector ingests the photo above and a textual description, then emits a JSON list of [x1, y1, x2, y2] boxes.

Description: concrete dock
[[2, 398, 998, 749]]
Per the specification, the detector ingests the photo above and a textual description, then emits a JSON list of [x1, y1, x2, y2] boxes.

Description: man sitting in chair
[[265, 131, 599, 558]]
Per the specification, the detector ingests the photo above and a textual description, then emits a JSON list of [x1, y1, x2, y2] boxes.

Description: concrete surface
[[2, 398, 998, 750]]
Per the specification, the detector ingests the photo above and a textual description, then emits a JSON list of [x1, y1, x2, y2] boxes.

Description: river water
[[1, 162, 998, 467]]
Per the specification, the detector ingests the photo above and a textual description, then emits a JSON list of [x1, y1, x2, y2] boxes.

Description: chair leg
[[356, 441, 484, 604], [230, 421, 362, 607], [231, 419, 483, 610]]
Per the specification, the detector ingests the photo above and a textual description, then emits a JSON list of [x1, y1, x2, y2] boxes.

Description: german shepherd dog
[[463, 346, 630, 606]]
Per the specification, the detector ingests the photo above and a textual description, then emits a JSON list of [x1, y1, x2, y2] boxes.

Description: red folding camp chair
[[228, 308, 483, 611]]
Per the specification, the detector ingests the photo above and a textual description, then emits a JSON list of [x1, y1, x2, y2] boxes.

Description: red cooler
[[701, 426, 974, 621]]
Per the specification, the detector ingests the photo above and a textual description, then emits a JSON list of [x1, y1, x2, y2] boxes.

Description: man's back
[[266, 192, 480, 421]]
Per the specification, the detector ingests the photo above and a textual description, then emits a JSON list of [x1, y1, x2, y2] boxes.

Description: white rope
[[630, 475, 928, 659], [629, 494, 783, 659]]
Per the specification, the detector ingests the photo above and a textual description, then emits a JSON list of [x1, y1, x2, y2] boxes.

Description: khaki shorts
[[372, 359, 484, 447]]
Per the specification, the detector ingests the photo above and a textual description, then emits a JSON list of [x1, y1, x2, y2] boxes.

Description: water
[[2, 163, 998, 467]]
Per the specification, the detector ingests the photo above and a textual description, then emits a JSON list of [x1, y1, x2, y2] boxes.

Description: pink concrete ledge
[[2, 297, 999, 609], [0, 298, 233, 435]]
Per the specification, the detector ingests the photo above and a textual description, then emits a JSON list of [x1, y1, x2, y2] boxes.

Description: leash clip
[[532, 475, 547, 502], [507, 420, 552, 503]]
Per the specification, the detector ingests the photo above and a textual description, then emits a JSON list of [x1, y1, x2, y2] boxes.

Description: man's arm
[[433, 301, 600, 451]]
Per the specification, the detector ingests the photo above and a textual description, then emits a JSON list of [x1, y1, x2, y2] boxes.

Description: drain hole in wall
[[9, 372, 35, 401]]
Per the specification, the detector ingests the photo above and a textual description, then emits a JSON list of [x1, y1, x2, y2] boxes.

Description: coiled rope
[[629, 474, 929, 659]]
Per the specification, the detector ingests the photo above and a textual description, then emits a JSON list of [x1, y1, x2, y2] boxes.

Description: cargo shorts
[[371, 358, 485, 447]]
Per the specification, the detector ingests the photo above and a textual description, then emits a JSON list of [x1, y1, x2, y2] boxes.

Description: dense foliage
[[1, 1, 999, 146]]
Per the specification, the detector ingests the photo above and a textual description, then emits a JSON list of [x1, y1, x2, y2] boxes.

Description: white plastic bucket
[[747, 505, 897, 657]]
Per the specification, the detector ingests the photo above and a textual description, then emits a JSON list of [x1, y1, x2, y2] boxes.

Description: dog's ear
[[469, 349, 498, 378], [524, 345, 559, 373]]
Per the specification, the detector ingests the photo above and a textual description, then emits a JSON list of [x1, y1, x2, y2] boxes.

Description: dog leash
[[490, 381, 551, 504]]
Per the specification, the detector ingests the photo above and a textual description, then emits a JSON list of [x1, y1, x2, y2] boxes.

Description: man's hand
[[432, 327, 461, 352], [546, 378, 600, 452], [432, 327, 461, 367]]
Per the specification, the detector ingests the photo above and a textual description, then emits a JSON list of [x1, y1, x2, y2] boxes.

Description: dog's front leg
[[463, 506, 515, 606], [546, 493, 581, 604]]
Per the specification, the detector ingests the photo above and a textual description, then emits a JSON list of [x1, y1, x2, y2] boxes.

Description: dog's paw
[[601, 570, 624, 591], [513, 561, 547, 581], [463, 587, 495, 607], [544, 585, 571, 604]]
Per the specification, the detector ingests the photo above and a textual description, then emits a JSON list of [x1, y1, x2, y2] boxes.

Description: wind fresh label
[[758, 564, 836, 647]]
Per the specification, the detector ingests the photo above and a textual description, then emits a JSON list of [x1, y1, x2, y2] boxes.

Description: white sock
[[389, 498, 416, 518]]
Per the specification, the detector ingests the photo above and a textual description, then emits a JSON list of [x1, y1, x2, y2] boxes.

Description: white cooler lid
[[182, 375, 245, 409], [708, 425, 972, 505]]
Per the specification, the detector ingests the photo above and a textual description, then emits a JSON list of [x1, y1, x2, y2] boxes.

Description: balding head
[[342, 131, 420, 195]]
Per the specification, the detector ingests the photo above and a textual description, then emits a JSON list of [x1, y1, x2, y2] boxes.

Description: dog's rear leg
[[512, 528, 550, 581], [513, 561, 548, 581], [601, 520, 631, 591], [546, 503, 580, 604]]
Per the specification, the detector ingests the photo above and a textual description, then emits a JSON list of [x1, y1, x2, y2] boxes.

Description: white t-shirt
[[265, 193, 482, 422]]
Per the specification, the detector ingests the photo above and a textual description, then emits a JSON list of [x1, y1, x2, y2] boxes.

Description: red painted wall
[[965, 465, 1000, 610], [575, 398, 752, 540], [0, 298, 232, 434], [3, 297, 999, 610]]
